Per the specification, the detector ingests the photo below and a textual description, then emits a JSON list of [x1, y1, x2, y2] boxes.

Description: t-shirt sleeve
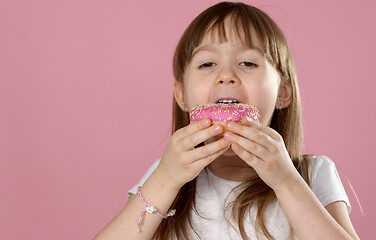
[[310, 155, 351, 213], [127, 158, 161, 200]]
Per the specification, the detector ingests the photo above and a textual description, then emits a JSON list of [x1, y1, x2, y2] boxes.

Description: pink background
[[1, 0, 375, 239]]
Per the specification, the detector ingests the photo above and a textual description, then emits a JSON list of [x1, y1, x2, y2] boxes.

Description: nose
[[218, 79, 238, 85], [216, 67, 240, 86]]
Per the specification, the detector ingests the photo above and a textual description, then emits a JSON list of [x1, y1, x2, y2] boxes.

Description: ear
[[276, 78, 293, 109], [174, 81, 187, 112]]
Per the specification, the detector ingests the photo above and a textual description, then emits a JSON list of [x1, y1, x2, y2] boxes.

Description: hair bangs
[[204, 12, 259, 50]]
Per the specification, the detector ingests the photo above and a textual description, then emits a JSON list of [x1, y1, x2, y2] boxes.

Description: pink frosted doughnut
[[189, 103, 260, 134]]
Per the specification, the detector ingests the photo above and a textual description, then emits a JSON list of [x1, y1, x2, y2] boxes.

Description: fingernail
[[202, 118, 210, 126], [224, 132, 232, 139], [214, 125, 222, 131], [246, 116, 255, 123]]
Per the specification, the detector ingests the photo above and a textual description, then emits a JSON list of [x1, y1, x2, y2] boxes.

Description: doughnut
[[189, 103, 260, 135]]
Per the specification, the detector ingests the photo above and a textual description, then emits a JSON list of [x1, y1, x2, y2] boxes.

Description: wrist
[[134, 167, 181, 220], [136, 186, 176, 232], [272, 170, 305, 194], [150, 166, 182, 193], [132, 169, 180, 234]]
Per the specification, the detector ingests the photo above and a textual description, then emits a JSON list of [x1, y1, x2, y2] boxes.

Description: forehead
[[198, 16, 263, 51]]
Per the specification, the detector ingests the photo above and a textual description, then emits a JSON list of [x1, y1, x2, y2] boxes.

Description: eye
[[239, 61, 257, 67], [199, 62, 216, 69]]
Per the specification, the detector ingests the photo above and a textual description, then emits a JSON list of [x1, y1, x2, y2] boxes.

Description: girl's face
[[175, 26, 290, 127]]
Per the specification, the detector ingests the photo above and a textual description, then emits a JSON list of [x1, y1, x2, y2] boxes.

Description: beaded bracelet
[[136, 186, 176, 233]]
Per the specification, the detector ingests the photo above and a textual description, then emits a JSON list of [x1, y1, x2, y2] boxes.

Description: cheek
[[183, 74, 212, 108], [247, 81, 279, 125], [259, 95, 278, 125]]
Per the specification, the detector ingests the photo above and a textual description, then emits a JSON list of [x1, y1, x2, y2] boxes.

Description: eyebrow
[[242, 46, 264, 56], [191, 45, 214, 58], [191, 44, 264, 58]]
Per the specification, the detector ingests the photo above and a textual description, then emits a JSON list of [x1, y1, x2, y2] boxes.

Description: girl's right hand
[[155, 118, 230, 189]]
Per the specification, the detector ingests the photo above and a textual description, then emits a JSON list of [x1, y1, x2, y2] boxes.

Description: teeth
[[218, 99, 239, 104]]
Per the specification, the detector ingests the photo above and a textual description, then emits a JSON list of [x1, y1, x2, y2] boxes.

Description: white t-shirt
[[128, 155, 351, 240]]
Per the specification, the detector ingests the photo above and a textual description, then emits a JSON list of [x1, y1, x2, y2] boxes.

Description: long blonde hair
[[155, 2, 312, 239]]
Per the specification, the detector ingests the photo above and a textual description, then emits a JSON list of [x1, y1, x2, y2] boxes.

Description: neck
[[207, 153, 258, 182]]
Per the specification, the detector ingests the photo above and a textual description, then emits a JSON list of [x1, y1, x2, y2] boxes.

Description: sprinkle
[[189, 103, 260, 123]]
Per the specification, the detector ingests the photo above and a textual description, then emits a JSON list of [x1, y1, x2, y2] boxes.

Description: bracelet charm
[[136, 186, 176, 233]]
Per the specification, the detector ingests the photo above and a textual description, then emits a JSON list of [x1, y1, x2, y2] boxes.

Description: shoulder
[[300, 155, 336, 182], [309, 155, 336, 173], [310, 155, 335, 165], [300, 155, 336, 178], [305, 154, 334, 167], [305, 154, 339, 186], [304, 155, 351, 213], [308, 155, 342, 184]]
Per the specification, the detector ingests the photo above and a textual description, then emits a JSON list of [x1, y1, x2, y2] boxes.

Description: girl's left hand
[[224, 117, 300, 190]]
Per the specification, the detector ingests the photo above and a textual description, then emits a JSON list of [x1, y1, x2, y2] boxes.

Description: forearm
[[94, 168, 180, 240], [274, 172, 358, 240]]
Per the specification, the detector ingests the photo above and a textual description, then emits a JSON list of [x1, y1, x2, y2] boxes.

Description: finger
[[227, 121, 275, 151], [231, 143, 263, 170], [191, 144, 230, 170], [174, 118, 211, 141], [224, 131, 268, 160], [241, 116, 281, 141], [180, 124, 224, 151], [186, 138, 230, 162]]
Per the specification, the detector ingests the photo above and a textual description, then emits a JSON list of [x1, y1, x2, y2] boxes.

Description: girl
[[95, 2, 359, 240]]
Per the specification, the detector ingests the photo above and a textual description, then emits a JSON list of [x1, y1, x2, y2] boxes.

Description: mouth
[[216, 99, 241, 104]]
